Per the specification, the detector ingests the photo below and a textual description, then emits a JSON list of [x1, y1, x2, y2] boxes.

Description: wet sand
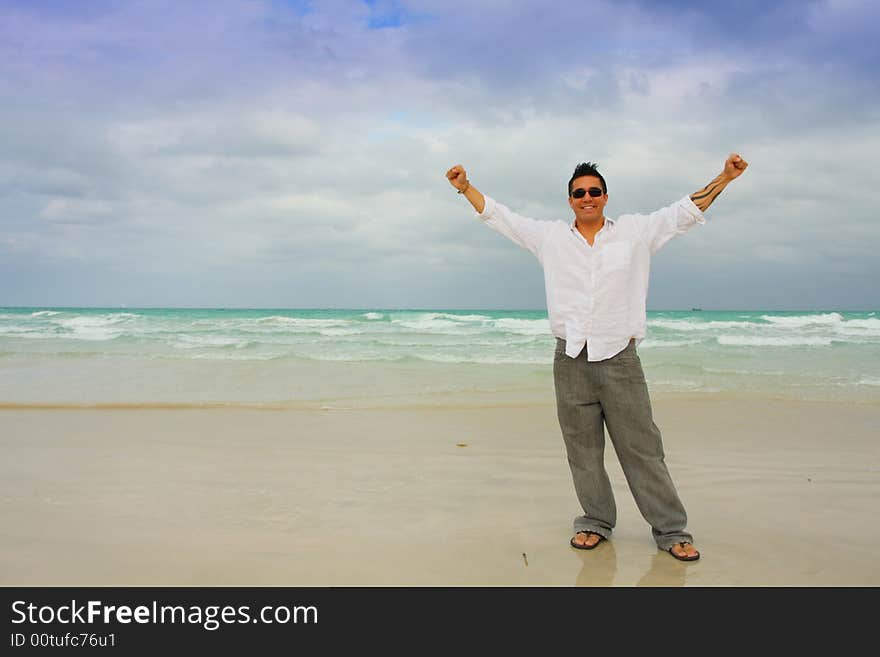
[[1, 398, 878, 586]]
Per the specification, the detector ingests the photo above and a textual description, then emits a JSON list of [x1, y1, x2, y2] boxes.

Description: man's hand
[[690, 152, 748, 212], [445, 163, 485, 213], [446, 164, 469, 192], [722, 153, 749, 181]]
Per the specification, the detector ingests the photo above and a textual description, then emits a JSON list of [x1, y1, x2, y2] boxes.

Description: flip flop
[[666, 541, 700, 561], [570, 530, 606, 550]]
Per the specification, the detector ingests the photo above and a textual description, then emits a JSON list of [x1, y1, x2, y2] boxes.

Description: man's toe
[[670, 542, 699, 559]]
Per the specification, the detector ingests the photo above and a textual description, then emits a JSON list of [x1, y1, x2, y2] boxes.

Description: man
[[445, 154, 748, 561]]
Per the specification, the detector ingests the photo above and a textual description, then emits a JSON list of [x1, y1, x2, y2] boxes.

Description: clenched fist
[[723, 153, 749, 180], [446, 164, 469, 192]]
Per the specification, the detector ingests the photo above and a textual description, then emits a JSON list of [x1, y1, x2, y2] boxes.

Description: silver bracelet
[[457, 181, 470, 194]]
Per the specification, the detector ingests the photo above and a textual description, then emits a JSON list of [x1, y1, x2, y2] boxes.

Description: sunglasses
[[571, 187, 604, 199]]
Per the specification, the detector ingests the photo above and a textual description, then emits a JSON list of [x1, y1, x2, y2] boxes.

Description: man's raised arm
[[690, 153, 749, 212], [446, 164, 485, 213], [446, 163, 554, 261]]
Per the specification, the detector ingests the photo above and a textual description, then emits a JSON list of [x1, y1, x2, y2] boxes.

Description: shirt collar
[[570, 215, 615, 232]]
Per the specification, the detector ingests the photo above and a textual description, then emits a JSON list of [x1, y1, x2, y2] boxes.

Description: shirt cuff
[[477, 195, 496, 221], [681, 195, 706, 225]]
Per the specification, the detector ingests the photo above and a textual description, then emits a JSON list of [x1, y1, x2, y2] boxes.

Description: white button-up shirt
[[478, 195, 706, 360]]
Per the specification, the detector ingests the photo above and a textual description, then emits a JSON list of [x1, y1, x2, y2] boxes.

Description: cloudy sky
[[1, 0, 878, 310]]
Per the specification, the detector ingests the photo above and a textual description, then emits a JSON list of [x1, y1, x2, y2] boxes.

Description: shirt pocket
[[601, 242, 632, 272]]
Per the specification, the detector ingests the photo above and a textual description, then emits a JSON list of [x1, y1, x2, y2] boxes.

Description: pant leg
[[553, 338, 615, 539], [597, 342, 693, 550]]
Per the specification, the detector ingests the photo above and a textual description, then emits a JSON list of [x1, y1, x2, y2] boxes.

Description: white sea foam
[[760, 312, 843, 327], [173, 335, 252, 349], [491, 318, 551, 335], [362, 312, 383, 320], [428, 313, 492, 322], [392, 318, 467, 332], [717, 335, 833, 347], [54, 314, 138, 341], [835, 318, 880, 337], [834, 328, 880, 339], [59, 313, 138, 326], [30, 310, 62, 317], [638, 339, 703, 348], [648, 319, 760, 331], [254, 316, 351, 329], [317, 328, 363, 336], [842, 318, 880, 328], [390, 312, 493, 330], [0, 325, 41, 336]]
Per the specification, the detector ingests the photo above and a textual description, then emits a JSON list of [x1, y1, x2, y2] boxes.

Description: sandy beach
[[2, 396, 878, 587]]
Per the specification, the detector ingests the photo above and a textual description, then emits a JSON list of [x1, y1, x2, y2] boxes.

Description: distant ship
[[691, 307, 702, 311]]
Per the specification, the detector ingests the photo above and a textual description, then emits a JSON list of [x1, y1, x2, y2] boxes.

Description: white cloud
[[39, 198, 118, 224], [0, 0, 877, 309]]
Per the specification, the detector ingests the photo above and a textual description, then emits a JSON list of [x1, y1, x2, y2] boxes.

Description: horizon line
[[1, 306, 876, 313]]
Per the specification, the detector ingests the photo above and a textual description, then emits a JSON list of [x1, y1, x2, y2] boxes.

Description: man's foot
[[570, 530, 606, 550], [666, 541, 700, 561]]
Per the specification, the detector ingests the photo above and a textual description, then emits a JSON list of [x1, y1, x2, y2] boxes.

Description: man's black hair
[[568, 162, 607, 196]]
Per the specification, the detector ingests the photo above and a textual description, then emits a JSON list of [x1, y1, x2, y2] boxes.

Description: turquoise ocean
[[1, 308, 878, 406]]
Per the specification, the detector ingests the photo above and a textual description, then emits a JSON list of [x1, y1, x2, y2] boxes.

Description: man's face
[[568, 175, 608, 224]]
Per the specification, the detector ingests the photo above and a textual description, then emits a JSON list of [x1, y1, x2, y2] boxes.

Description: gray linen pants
[[553, 338, 693, 550]]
